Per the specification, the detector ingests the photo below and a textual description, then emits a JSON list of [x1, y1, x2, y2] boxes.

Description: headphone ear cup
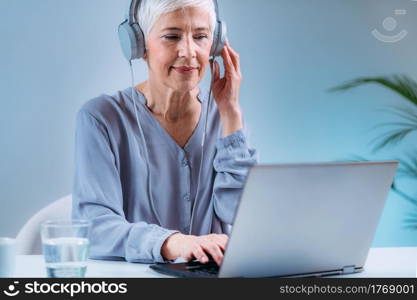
[[118, 20, 146, 61], [131, 23, 146, 59], [210, 21, 227, 58]]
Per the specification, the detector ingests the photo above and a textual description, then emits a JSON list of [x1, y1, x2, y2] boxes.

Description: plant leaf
[[392, 182, 417, 207], [396, 156, 417, 178], [343, 155, 371, 162], [329, 75, 417, 107], [403, 225, 417, 230], [370, 127, 417, 152], [403, 212, 417, 228], [381, 106, 417, 124]]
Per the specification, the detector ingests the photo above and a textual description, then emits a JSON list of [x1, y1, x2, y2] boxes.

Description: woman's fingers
[[210, 60, 219, 83], [168, 234, 228, 265], [225, 42, 240, 73], [192, 246, 209, 264], [200, 242, 224, 265], [212, 234, 229, 251], [213, 40, 241, 81], [221, 44, 236, 76], [182, 234, 229, 265], [213, 61, 226, 92], [207, 234, 228, 251]]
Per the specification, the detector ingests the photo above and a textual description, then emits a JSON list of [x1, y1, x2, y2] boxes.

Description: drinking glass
[[0, 238, 16, 277], [40, 220, 91, 278]]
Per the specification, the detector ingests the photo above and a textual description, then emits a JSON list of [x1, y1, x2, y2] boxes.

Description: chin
[[171, 81, 199, 93]]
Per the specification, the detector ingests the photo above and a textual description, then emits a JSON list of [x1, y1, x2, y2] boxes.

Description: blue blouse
[[72, 87, 258, 263]]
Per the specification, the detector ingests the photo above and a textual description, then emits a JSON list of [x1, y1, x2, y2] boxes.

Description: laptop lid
[[218, 161, 398, 278]]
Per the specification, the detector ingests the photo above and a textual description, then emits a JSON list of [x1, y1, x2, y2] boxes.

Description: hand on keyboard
[[161, 233, 229, 266]]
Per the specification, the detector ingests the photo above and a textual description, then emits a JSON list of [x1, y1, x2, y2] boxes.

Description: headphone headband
[[127, 0, 222, 27], [127, 0, 141, 24], [213, 0, 220, 21]]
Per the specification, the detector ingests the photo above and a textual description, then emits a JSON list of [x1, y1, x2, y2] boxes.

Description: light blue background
[[1, 0, 416, 247]]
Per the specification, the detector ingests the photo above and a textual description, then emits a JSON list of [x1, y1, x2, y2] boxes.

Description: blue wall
[[1, 0, 416, 247]]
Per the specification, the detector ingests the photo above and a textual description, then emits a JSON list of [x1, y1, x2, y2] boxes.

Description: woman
[[72, 0, 257, 266]]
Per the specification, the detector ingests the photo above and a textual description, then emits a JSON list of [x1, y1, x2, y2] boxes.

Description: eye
[[194, 35, 208, 40], [163, 35, 180, 40]]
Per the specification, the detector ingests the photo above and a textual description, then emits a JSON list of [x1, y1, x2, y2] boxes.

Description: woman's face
[[144, 6, 213, 93]]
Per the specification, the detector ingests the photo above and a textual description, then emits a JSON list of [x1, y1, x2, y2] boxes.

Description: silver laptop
[[151, 161, 398, 278]]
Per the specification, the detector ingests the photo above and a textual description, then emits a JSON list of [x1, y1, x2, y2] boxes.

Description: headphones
[[118, 0, 227, 61]]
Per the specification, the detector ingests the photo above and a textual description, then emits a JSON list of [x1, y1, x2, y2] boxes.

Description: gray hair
[[137, 0, 217, 41]]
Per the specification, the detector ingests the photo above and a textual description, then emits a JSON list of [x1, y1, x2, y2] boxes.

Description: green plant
[[330, 75, 417, 229]]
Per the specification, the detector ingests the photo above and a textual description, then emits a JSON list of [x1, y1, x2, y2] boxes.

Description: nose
[[178, 34, 197, 59]]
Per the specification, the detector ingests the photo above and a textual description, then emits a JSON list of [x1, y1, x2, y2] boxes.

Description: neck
[[136, 80, 200, 122]]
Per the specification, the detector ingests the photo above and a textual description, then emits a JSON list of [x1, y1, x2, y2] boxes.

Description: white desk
[[13, 247, 417, 278]]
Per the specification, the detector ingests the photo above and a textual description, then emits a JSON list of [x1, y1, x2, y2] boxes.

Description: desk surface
[[13, 247, 417, 278]]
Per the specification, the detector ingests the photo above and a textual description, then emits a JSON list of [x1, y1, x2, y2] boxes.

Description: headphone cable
[[188, 58, 216, 235], [129, 60, 163, 226]]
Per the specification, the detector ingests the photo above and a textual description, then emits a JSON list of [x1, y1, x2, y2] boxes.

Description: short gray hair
[[137, 0, 217, 41]]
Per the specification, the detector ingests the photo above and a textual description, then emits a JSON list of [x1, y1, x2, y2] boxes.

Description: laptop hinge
[[342, 265, 356, 274]]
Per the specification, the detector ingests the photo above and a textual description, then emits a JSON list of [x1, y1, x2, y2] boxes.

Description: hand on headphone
[[211, 40, 243, 136], [211, 40, 242, 113]]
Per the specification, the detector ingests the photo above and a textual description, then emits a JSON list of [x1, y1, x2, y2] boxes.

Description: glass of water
[[40, 220, 91, 278]]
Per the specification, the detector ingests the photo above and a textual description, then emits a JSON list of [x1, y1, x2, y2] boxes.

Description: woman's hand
[[161, 233, 229, 265], [211, 40, 244, 137]]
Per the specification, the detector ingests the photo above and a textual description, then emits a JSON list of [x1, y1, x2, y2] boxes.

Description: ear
[[143, 48, 149, 61]]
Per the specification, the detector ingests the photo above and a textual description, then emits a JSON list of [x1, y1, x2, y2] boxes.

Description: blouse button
[[181, 157, 189, 167], [183, 193, 190, 201]]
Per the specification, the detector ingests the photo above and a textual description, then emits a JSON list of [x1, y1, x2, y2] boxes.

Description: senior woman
[[72, 0, 257, 266]]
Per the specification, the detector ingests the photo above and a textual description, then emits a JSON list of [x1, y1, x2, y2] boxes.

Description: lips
[[172, 66, 198, 75], [174, 66, 197, 71]]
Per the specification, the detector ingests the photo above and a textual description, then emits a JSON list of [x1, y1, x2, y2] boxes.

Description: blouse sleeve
[[212, 128, 258, 226], [72, 109, 179, 264]]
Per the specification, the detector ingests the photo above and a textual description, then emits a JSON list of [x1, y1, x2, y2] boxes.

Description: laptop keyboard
[[150, 259, 220, 278], [185, 260, 220, 275]]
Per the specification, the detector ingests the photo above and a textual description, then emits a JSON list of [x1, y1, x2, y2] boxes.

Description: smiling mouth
[[171, 66, 198, 75]]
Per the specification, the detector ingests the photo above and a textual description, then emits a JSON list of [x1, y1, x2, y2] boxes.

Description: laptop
[[150, 161, 398, 278]]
